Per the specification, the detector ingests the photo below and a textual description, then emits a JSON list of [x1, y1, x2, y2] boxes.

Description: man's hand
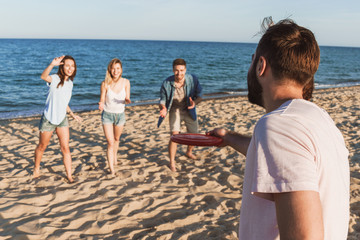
[[207, 128, 251, 156], [207, 128, 229, 147], [160, 106, 167, 118], [188, 97, 195, 109]]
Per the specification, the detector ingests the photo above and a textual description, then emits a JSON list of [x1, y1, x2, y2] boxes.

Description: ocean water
[[0, 39, 359, 119]]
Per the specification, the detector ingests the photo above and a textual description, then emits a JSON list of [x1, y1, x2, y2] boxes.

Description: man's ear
[[257, 56, 267, 77]]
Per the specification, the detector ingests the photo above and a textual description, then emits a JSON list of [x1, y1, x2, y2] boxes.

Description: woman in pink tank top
[[99, 58, 131, 176]]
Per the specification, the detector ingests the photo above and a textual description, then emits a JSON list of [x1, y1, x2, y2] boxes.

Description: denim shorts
[[39, 114, 68, 132], [101, 111, 126, 126]]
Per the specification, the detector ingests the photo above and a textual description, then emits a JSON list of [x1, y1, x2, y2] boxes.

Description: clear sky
[[1, 0, 359, 47]]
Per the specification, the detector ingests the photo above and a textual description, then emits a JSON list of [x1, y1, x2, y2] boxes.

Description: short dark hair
[[257, 18, 320, 89], [173, 58, 186, 68]]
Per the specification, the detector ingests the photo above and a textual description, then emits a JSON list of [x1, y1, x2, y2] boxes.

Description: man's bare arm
[[273, 191, 324, 240]]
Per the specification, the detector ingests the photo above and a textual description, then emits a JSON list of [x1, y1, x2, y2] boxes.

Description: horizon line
[[0, 37, 359, 48], [0, 37, 254, 44]]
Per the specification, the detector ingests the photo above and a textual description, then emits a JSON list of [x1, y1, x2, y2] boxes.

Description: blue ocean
[[0, 39, 359, 119]]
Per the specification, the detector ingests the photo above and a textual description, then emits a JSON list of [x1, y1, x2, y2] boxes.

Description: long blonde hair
[[104, 58, 123, 85]]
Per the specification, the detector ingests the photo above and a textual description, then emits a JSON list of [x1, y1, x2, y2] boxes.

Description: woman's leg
[[113, 124, 124, 165], [103, 124, 116, 175], [33, 131, 53, 178], [56, 126, 74, 182]]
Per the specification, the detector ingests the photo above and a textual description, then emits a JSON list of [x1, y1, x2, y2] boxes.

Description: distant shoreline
[[1, 85, 359, 122], [0, 91, 248, 121]]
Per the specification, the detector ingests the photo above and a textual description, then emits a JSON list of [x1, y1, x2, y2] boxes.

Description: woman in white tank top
[[104, 85, 126, 113], [99, 58, 131, 176]]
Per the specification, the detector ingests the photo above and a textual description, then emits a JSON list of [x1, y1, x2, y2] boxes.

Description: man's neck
[[175, 77, 185, 83], [264, 81, 303, 113]]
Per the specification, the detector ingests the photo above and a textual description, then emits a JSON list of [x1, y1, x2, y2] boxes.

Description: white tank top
[[103, 86, 126, 113]]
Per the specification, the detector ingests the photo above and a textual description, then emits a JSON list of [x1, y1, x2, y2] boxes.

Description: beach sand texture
[[0, 86, 359, 239]]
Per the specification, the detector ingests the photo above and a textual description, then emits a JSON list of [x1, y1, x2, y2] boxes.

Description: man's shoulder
[[256, 100, 324, 134], [164, 75, 175, 82], [185, 73, 198, 82], [186, 73, 197, 78]]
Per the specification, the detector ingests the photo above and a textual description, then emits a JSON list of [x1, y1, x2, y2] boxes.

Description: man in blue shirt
[[158, 59, 203, 171]]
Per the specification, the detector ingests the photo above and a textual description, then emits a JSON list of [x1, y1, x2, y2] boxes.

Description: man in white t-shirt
[[209, 17, 349, 239]]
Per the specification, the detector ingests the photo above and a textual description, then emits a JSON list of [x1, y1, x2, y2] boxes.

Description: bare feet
[[169, 164, 177, 172], [32, 168, 40, 178], [67, 176, 75, 183], [109, 170, 116, 177], [186, 153, 197, 160]]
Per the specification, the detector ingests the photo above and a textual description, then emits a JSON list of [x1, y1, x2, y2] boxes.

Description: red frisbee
[[171, 133, 223, 146]]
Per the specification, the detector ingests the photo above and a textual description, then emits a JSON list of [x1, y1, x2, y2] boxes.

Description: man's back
[[239, 99, 349, 239]]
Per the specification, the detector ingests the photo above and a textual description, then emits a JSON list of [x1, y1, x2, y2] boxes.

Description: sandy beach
[[0, 85, 359, 239]]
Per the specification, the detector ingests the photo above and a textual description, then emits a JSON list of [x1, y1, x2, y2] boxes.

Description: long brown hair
[[57, 55, 77, 88]]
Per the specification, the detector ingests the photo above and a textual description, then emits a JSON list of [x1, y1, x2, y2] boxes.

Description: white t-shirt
[[239, 99, 349, 240], [43, 74, 73, 125]]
